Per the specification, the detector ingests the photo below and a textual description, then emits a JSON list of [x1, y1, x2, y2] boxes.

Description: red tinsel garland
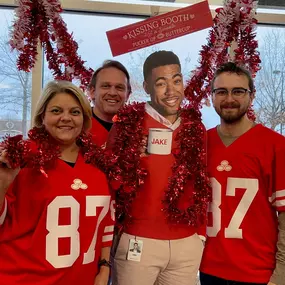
[[1, 127, 108, 177], [1, 127, 60, 176], [77, 131, 114, 173], [109, 102, 211, 226], [185, 0, 260, 122], [10, 0, 260, 103], [234, 3, 260, 73], [10, 0, 93, 88], [108, 103, 148, 222]]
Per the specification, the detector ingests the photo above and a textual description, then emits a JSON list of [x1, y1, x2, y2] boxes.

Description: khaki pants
[[112, 233, 204, 285]]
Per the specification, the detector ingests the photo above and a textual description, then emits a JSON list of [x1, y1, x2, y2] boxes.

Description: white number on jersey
[[46, 195, 111, 268], [207, 177, 259, 239], [83, 196, 110, 264]]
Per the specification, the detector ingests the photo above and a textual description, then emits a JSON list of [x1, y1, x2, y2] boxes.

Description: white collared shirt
[[145, 102, 181, 131]]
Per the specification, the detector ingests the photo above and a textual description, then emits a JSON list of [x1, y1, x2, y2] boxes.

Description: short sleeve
[[269, 147, 285, 211]]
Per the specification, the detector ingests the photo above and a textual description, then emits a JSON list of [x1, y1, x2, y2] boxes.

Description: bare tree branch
[[255, 29, 285, 133], [0, 27, 31, 137]]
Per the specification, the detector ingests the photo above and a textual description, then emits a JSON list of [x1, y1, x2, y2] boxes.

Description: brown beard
[[216, 101, 250, 124]]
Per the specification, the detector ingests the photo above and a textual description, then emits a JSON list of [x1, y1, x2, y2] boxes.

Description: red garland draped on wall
[[10, 0, 260, 103], [10, 0, 93, 88], [184, 0, 260, 120]]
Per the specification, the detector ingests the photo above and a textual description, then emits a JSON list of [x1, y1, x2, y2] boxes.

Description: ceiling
[[258, 0, 285, 8], [1, 0, 284, 25]]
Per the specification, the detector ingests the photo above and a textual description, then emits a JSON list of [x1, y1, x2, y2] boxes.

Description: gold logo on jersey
[[71, 179, 88, 190], [217, 160, 232, 172]]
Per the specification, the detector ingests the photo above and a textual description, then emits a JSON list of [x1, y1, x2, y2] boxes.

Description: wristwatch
[[98, 259, 111, 268]]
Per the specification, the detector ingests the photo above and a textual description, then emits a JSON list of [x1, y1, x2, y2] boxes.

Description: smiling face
[[42, 92, 84, 146], [90, 67, 130, 121], [212, 72, 253, 124], [144, 64, 184, 123]]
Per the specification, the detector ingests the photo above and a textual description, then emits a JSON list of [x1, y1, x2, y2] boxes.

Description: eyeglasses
[[212, 88, 251, 98]]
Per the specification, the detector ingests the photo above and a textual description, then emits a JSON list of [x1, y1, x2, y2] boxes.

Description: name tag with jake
[[147, 128, 173, 155], [127, 239, 143, 262]]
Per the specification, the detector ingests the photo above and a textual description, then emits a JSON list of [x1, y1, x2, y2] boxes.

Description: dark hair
[[211, 62, 254, 92], [88, 60, 131, 94], [143, 50, 181, 81]]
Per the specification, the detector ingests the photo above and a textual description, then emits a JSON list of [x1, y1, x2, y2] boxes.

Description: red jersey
[[108, 104, 207, 240], [89, 117, 109, 147], [200, 124, 285, 283], [0, 153, 114, 285]]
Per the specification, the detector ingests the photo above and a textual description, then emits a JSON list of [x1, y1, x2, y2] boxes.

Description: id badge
[[127, 238, 143, 262]]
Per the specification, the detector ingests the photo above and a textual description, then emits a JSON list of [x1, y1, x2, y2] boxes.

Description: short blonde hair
[[33, 80, 92, 131]]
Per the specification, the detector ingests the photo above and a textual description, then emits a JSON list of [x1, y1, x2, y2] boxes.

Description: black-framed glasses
[[212, 88, 251, 98]]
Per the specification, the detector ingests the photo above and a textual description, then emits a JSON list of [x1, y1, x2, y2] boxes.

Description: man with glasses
[[200, 62, 285, 285]]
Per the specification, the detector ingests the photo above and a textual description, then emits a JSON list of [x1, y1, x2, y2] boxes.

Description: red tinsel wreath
[[109, 102, 211, 226], [1, 127, 108, 177]]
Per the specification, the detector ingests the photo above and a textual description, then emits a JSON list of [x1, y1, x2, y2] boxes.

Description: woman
[[0, 81, 114, 285]]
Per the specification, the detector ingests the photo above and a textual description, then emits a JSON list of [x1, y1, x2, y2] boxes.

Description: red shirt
[[109, 111, 207, 240], [0, 154, 114, 285], [89, 117, 109, 147], [200, 125, 285, 283]]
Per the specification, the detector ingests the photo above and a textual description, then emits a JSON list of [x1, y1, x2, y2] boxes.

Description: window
[[42, 11, 285, 132], [43, 12, 219, 128], [43, 12, 143, 86], [0, 8, 32, 139], [255, 25, 285, 134], [259, 0, 285, 8]]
